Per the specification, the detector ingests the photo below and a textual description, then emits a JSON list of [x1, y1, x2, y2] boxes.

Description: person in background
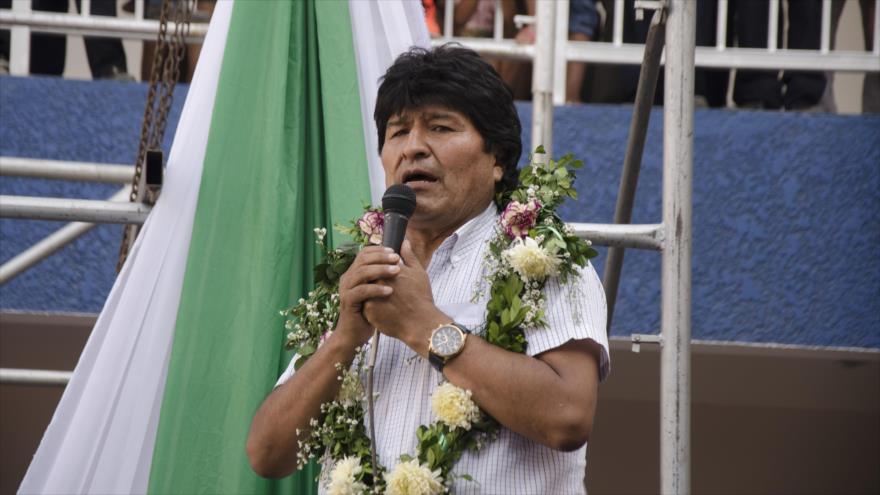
[[0, 0, 132, 79], [730, 0, 826, 110], [515, 0, 599, 103]]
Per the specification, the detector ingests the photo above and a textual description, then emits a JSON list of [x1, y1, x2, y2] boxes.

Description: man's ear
[[493, 164, 503, 183]]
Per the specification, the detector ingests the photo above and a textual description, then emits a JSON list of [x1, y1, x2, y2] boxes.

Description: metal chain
[[117, 0, 193, 272]]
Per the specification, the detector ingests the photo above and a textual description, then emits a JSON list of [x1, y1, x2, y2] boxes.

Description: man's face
[[381, 105, 502, 231]]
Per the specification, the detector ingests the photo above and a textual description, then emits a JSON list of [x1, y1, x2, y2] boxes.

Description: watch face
[[431, 325, 463, 357]]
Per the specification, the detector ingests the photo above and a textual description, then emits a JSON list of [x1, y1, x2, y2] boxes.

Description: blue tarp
[[1, 75, 878, 348]]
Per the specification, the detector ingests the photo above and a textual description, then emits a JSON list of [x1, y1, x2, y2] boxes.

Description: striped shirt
[[278, 204, 610, 494]]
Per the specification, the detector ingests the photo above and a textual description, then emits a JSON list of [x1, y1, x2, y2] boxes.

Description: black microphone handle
[[382, 211, 409, 254]]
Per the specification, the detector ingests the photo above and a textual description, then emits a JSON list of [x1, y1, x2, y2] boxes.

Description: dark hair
[[374, 44, 522, 197]]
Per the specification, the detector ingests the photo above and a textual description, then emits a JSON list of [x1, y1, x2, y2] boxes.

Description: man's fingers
[[345, 284, 393, 305], [341, 264, 400, 290], [351, 248, 400, 270]]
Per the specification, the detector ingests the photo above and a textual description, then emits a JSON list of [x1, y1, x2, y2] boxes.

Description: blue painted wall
[[1, 76, 878, 348]]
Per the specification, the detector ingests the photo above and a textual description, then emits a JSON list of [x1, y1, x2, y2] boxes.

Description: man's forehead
[[387, 105, 467, 125]]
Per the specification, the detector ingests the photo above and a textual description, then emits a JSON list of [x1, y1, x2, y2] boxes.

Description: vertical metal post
[[552, 0, 570, 106], [820, 0, 831, 53], [715, 0, 728, 50], [874, 0, 880, 54], [661, 0, 694, 493], [493, 0, 503, 41], [81, 0, 92, 17], [613, 0, 624, 46], [768, 0, 779, 51], [531, 0, 556, 156], [444, 0, 454, 39], [9, 0, 30, 75], [604, 7, 666, 332]]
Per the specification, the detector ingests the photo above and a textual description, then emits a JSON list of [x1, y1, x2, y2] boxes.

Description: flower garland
[[281, 147, 597, 494]]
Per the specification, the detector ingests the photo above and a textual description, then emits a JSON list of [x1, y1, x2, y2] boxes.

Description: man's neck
[[405, 226, 458, 267], [406, 204, 491, 267]]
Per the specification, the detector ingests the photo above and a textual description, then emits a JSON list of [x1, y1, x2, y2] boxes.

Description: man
[[247, 45, 609, 493]]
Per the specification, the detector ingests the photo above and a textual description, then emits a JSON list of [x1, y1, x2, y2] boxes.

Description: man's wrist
[[407, 309, 452, 357]]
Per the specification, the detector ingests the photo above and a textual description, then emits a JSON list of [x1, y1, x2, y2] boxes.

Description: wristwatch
[[427, 322, 470, 372]]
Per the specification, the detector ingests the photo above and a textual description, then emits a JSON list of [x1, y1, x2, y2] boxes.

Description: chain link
[[117, 0, 193, 272]]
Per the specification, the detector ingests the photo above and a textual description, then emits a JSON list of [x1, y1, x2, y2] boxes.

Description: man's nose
[[402, 128, 430, 162]]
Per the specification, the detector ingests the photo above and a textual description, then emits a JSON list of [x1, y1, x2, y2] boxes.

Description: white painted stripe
[[18, 2, 234, 493]]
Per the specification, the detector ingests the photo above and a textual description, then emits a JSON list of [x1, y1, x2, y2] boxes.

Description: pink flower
[[500, 200, 541, 238], [357, 210, 384, 245]]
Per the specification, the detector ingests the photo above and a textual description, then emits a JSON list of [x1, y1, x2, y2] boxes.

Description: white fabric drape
[[348, 0, 430, 203], [18, 2, 234, 493]]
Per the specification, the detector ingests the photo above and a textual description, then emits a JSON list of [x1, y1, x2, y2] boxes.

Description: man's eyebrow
[[424, 112, 460, 121], [387, 116, 410, 127]]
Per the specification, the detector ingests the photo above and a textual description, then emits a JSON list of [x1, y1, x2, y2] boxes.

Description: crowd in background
[[0, 0, 214, 82], [424, 0, 878, 113], [0, 0, 876, 113]]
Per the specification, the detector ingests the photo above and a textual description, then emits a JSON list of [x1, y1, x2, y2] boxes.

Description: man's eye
[[391, 129, 409, 138], [431, 125, 452, 132]]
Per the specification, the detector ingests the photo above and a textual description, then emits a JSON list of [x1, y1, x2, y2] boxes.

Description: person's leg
[[783, 0, 826, 109], [859, 0, 879, 112], [694, 0, 730, 107], [565, 0, 598, 103], [0, 0, 10, 73], [77, 0, 130, 79], [30, 0, 67, 75], [732, 0, 783, 108]]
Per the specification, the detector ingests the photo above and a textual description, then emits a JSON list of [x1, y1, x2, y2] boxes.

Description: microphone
[[367, 184, 415, 477], [381, 184, 417, 253]]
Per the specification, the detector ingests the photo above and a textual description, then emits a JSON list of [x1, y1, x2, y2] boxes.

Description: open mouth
[[401, 170, 439, 185]]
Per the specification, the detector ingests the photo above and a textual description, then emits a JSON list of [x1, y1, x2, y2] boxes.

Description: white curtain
[[348, 0, 430, 204]]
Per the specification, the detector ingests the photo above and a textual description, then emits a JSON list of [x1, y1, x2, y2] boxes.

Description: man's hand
[[363, 240, 449, 355], [337, 245, 401, 347]]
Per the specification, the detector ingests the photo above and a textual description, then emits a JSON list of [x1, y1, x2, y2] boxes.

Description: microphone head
[[382, 184, 417, 217]]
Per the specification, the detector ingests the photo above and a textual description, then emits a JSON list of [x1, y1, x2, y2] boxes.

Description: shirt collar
[[446, 202, 498, 266]]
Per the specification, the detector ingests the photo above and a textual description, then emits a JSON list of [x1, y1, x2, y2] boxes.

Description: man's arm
[[245, 330, 362, 478], [246, 247, 402, 478], [364, 241, 604, 451], [437, 333, 600, 451]]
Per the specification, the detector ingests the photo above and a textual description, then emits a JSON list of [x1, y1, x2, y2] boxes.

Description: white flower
[[503, 236, 560, 282], [384, 459, 443, 495], [431, 383, 480, 430], [337, 368, 364, 406], [327, 456, 366, 495]]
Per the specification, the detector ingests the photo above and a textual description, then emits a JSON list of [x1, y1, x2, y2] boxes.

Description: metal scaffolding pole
[[0, 195, 151, 224], [0, 156, 133, 183], [0, 368, 72, 386], [604, 7, 666, 332], [531, 0, 556, 156], [569, 222, 663, 250], [661, 0, 694, 493], [0, 188, 130, 284]]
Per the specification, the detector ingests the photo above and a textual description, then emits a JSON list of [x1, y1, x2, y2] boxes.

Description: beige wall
[[588, 341, 880, 494], [1, 313, 878, 494]]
